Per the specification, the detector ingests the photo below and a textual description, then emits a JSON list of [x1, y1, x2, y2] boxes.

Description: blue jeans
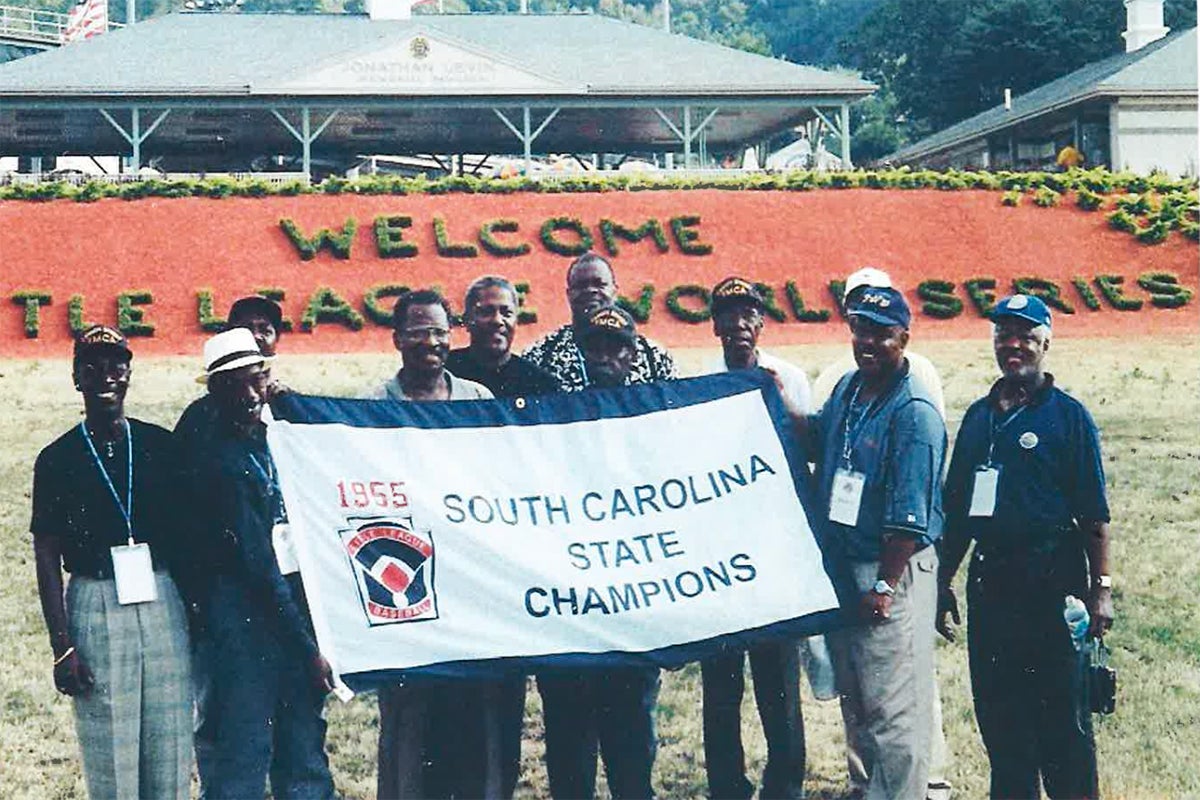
[[206, 576, 334, 800], [538, 668, 660, 799]]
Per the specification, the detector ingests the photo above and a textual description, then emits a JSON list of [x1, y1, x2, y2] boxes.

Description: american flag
[[62, 0, 108, 44]]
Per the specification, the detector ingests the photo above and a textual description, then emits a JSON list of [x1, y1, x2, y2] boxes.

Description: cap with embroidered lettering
[[74, 325, 132, 359], [847, 286, 911, 329], [711, 276, 765, 314], [578, 305, 637, 345]]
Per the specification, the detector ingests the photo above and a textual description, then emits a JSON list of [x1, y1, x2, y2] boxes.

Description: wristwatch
[[871, 579, 896, 597], [1096, 574, 1113, 589]]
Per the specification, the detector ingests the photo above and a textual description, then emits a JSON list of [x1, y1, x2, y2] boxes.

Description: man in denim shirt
[[778, 286, 946, 800]]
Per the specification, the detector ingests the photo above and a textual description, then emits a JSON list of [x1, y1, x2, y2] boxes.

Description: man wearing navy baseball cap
[[777, 284, 947, 800], [937, 295, 1113, 799]]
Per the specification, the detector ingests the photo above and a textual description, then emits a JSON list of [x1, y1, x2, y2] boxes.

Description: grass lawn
[[1, 337, 1197, 799]]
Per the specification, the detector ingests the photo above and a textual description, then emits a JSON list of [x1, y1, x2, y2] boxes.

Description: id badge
[[969, 466, 1001, 518], [829, 468, 866, 526], [272, 523, 300, 576], [111, 543, 158, 605]]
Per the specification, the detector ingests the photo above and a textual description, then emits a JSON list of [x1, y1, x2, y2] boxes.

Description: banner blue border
[[272, 371, 843, 690]]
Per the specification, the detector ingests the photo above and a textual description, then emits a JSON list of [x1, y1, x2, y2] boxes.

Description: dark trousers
[[424, 677, 527, 799], [537, 668, 660, 799], [192, 628, 218, 799], [701, 642, 806, 799], [968, 552, 1098, 800], [206, 579, 334, 800]]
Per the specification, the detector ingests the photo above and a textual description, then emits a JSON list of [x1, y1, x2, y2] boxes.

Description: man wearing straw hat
[[194, 327, 336, 800]]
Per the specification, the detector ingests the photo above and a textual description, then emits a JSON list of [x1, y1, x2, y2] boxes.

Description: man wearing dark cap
[[523, 252, 676, 391], [31, 326, 195, 799], [700, 277, 810, 800], [780, 287, 946, 800], [536, 304, 663, 800], [937, 295, 1112, 799]]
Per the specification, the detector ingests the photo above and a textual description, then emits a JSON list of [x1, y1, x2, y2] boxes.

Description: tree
[[843, 0, 1197, 136]]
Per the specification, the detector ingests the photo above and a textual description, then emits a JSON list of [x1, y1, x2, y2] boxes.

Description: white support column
[[98, 107, 171, 172], [839, 102, 851, 169], [271, 107, 340, 182], [683, 106, 692, 168], [492, 107, 560, 174], [522, 106, 531, 173], [653, 106, 720, 170]]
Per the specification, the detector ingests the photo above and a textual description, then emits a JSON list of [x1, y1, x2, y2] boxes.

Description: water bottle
[[1064, 595, 1090, 651]]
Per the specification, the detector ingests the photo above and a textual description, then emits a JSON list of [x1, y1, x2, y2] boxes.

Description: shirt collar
[[987, 372, 1056, 411]]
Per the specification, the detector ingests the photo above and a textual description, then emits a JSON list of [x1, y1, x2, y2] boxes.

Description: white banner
[[267, 372, 839, 689]]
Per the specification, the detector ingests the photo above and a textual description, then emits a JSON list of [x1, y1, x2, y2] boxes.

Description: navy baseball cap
[[579, 305, 636, 345], [847, 286, 911, 330], [711, 276, 765, 314], [992, 294, 1052, 328]]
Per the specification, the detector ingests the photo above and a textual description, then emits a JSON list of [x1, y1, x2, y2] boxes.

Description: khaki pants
[[828, 548, 937, 800]]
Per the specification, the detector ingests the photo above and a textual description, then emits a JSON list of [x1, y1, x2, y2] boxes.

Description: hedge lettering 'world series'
[[11, 270, 1192, 341]]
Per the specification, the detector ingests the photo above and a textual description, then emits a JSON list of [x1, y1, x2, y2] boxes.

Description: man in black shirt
[[446, 275, 558, 399], [31, 325, 194, 799]]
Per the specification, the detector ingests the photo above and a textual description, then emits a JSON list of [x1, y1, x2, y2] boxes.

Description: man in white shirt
[[699, 277, 812, 799], [812, 268, 952, 800]]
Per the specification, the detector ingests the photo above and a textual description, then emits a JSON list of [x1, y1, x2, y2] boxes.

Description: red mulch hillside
[[1, 189, 1196, 357]]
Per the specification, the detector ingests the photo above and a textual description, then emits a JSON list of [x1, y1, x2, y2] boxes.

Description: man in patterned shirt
[[522, 252, 677, 389]]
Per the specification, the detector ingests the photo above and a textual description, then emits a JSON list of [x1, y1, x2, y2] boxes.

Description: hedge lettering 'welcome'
[[280, 215, 713, 261], [11, 272, 1190, 338]]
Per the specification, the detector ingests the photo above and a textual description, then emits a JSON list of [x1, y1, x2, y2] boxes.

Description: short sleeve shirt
[[522, 324, 677, 392], [943, 375, 1109, 553], [811, 364, 947, 562], [364, 371, 495, 401], [31, 419, 186, 578]]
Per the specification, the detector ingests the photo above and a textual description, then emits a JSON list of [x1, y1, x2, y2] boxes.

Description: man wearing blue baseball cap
[[775, 286, 947, 800], [936, 295, 1113, 799]]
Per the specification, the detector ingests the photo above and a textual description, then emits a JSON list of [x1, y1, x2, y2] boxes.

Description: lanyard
[[247, 449, 286, 522], [840, 383, 874, 468], [79, 419, 134, 545], [986, 405, 1027, 465]]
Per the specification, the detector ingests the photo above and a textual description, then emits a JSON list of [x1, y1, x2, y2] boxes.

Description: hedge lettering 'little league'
[[8, 273, 1192, 339]]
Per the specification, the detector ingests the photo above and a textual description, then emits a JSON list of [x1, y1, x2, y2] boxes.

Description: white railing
[[0, 3, 122, 47], [0, 170, 310, 185]]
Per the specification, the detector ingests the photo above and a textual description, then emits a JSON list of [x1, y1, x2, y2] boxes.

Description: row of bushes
[[1, 167, 1196, 204], [1002, 184, 1199, 244]]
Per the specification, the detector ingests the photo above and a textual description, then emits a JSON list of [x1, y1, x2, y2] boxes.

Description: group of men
[[32, 251, 1115, 800]]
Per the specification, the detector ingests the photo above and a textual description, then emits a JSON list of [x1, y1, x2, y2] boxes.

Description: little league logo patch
[[341, 519, 437, 626]]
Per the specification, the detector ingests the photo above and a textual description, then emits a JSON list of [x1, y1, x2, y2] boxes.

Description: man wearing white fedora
[[192, 328, 336, 800]]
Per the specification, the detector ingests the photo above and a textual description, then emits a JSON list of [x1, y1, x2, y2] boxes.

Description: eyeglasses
[[398, 326, 451, 342]]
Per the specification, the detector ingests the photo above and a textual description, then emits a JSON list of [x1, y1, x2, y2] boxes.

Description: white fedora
[[197, 328, 271, 383]]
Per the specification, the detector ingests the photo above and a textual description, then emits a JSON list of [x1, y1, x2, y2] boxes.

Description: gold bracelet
[[52, 646, 75, 667]]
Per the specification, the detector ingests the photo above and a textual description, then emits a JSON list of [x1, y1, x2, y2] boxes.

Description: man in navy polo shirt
[[778, 286, 946, 800], [936, 295, 1113, 799]]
